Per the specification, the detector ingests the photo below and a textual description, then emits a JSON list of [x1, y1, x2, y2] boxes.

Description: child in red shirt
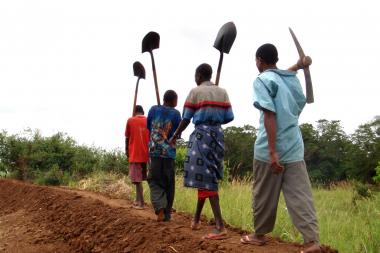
[[125, 105, 150, 209]]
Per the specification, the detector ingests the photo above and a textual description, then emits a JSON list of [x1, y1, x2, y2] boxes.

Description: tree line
[[223, 117, 380, 184], [1, 117, 379, 185]]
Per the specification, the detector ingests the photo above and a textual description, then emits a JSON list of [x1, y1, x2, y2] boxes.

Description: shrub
[[373, 161, 380, 184], [352, 181, 374, 206], [35, 164, 65, 186], [175, 147, 187, 174]]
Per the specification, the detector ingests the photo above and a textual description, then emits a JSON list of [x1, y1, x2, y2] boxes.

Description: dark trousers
[[148, 157, 175, 219]]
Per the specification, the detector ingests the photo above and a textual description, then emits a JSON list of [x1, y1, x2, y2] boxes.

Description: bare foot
[[240, 234, 267, 245], [156, 209, 165, 222], [301, 242, 321, 253]]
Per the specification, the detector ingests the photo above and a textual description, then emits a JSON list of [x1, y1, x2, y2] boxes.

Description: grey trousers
[[148, 157, 175, 219], [252, 159, 319, 244]]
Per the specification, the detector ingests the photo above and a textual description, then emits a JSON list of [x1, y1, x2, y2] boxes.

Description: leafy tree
[[224, 125, 256, 179], [348, 117, 380, 182], [300, 120, 351, 184], [373, 162, 380, 184]]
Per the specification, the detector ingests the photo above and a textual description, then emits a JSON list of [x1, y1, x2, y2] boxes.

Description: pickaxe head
[[142, 32, 160, 53], [213, 22, 237, 54], [133, 61, 145, 79]]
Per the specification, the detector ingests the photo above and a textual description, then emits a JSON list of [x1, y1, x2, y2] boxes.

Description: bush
[[352, 181, 374, 206], [35, 164, 66, 186], [175, 147, 187, 174], [373, 162, 380, 184], [0, 129, 129, 184]]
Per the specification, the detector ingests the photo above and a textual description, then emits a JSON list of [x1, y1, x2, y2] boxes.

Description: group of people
[[124, 43, 321, 253]]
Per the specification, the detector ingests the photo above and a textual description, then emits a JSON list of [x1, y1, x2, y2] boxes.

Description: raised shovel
[[289, 27, 314, 103], [142, 32, 161, 105], [132, 61, 145, 117], [213, 22, 237, 86]]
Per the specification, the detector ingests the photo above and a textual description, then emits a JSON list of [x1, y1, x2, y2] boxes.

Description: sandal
[[190, 219, 201, 230], [240, 235, 266, 246], [202, 229, 228, 240], [132, 205, 144, 210]]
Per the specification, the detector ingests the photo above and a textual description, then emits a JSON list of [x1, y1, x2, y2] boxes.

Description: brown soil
[[0, 180, 338, 253]]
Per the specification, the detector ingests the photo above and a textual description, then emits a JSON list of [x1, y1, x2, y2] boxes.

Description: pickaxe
[[142, 32, 160, 105], [132, 61, 145, 117], [289, 27, 314, 103], [213, 22, 237, 86]]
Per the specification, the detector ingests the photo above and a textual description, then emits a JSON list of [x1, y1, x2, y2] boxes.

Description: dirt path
[[0, 180, 337, 253]]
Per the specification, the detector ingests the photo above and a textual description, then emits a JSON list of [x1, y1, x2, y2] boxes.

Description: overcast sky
[[1, 0, 379, 150]]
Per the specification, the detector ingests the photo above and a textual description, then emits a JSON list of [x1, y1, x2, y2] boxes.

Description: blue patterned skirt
[[183, 124, 224, 191]]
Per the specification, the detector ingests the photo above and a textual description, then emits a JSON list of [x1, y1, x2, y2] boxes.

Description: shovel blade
[[142, 31, 160, 53], [133, 61, 145, 79], [213, 22, 237, 54]]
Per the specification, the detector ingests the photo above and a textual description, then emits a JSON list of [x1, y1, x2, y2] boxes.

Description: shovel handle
[[215, 51, 223, 86], [132, 77, 140, 117], [304, 67, 314, 103], [149, 51, 161, 105]]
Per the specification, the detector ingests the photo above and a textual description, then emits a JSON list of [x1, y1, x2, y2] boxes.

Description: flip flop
[[240, 235, 266, 246], [202, 229, 228, 240], [132, 205, 144, 210]]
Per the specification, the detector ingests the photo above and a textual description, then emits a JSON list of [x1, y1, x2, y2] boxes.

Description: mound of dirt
[[0, 180, 337, 253]]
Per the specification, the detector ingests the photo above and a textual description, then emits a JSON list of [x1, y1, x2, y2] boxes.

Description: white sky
[[1, 0, 379, 150]]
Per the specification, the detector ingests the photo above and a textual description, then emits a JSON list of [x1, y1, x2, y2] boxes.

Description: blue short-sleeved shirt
[[253, 69, 306, 163], [147, 105, 181, 159]]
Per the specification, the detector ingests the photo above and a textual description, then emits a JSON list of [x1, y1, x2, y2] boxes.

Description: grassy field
[[71, 172, 379, 253], [155, 178, 379, 253]]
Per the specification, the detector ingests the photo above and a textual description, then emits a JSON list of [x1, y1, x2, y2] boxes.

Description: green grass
[[171, 178, 380, 253]]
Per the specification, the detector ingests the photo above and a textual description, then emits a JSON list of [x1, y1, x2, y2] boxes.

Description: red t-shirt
[[125, 115, 149, 163]]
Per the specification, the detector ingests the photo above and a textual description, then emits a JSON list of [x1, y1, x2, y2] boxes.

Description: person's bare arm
[[263, 110, 284, 174], [169, 119, 191, 145], [287, 56, 312, 72], [125, 138, 129, 158]]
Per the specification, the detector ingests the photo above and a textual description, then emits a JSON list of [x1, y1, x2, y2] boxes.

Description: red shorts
[[198, 189, 218, 200], [129, 163, 147, 183]]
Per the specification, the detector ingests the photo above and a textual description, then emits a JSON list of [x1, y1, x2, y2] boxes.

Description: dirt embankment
[[0, 180, 337, 253]]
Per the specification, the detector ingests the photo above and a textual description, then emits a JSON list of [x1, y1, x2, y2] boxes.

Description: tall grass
[[171, 178, 380, 253]]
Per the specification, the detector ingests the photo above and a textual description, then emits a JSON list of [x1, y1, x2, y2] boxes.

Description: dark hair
[[135, 105, 144, 114], [196, 63, 212, 80], [256, 43, 278, 64], [163, 90, 178, 104]]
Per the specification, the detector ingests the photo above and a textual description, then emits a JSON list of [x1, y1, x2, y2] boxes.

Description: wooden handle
[[304, 67, 314, 103], [150, 51, 160, 105], [215, 51, 223, 86], [132, 77, 140, 117]]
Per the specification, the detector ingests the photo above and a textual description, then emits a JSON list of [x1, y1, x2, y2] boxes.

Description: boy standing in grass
[[170, 63, 234, 240], [125, 105, 150, 209], [147, 90, 181, 221], [241, 43, 320, 253]]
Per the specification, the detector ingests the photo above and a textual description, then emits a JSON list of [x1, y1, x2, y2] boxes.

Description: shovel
[[213, 22, 237, 86], [132, 61, 146, 117], [142, 31, 161, 105], [289, 27, 314, 104]]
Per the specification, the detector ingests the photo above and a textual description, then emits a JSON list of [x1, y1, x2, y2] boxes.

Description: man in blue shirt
[[241, 44, 320, 253], [147, 90, 181, 222]]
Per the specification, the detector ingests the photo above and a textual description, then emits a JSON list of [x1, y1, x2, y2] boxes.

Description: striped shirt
[[182, 81, 234, 125]]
